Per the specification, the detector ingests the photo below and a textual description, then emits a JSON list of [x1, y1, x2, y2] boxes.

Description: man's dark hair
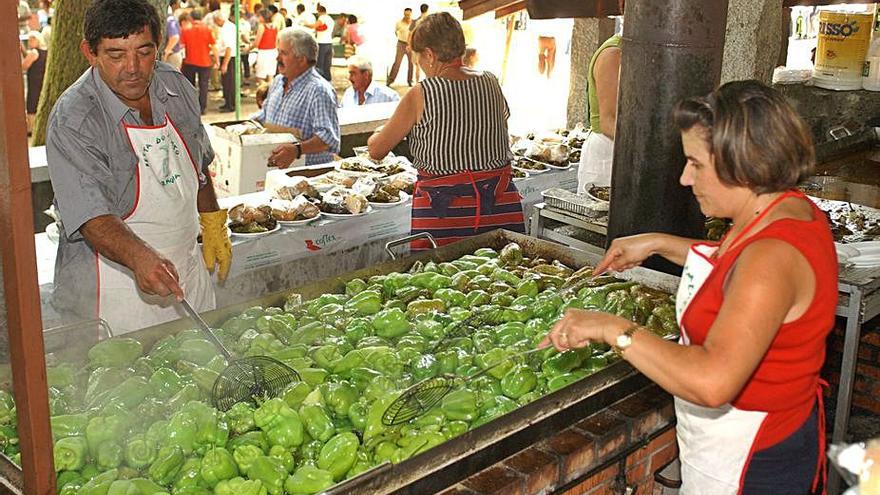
[[84, 0, 162, 53], [404, 8, 412, 13], [316, 4, 326, 13], [191, 9, 203, 21], [348, 14, 357, 24], [420, 4, 429, 13], [296, 4, 305, 14], [267, 4, 278, 14]]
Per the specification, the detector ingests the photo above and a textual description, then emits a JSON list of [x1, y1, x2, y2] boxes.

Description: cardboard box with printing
[[208, 120, 304, 197]]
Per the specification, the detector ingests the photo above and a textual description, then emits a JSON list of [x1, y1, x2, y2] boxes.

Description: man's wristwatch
[[613, 325, 640, 357], [293, 142, 302, 160]]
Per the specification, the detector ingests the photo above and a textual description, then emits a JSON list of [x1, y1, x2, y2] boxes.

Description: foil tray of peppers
[[9, 242, 679, 495]]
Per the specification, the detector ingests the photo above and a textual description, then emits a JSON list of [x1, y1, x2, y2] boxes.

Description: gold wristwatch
[[613, 325, 639, 357]]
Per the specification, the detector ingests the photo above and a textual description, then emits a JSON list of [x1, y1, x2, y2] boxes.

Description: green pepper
[[397, 334, 427, 353], [299, 405, 335, 443], [498, 243, 523, 266], [409, 272, 453, 291], [411, 354, 441, 381], [178, 339, 220, 366], [307, 294, 348, 316], [285, 465, 335, 495], [463, 289, 490, 308], [53, 435, 88, 471], [342, 317, 372, 346], [214, 477, 268, 495], [84, 367, 131, 406], [296, 439, 323, 467], [435, 350, 460, 375], [475, 349, 514, 380], [254, 398, 304, 449], [243, 456, 285, 495], [227, 431, 269, 453], [393, 285, 425, 304], [541, 349, 587, 377], [149, 444, 184, 485], [295, 368, 329, 388], [199, 447, 239, 488], [310, 344, 344, 371], [173, 457, 206, 492], [433, 288, 466, 308], [233, 444, 264, 474], [85, 415, 128, 457], [180, 401, 230, 453], [363, 394, 397, 444], [440, 389, 478, 422], [268, 445, 295, 474], [406, 299, 446, 318], [124, 433, 157, 469], [51, 414, 88, 441], [88, 337, 143, 369], [345, 290, 383, 316], [280, 381, 312, 410], [371, 308, 412, 339], [547, 371, 588, 392], [364, 375, 398, 402], [288, 321, 335, 347], [413, 319, 444, 340], [166, 383, 201, 415], [317, 432, 360, 480], [347, 399, 369, 431], [321, 381, 358, 418], [345, 278, 368, 296], [77, 468, 119, 495], [500, 365, 538, 399], [442, 420, 470, 440], [225, 402, 256, 435]]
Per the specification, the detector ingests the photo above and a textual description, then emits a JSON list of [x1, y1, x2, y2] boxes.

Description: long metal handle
[[385, 232, 437, 260], [179, 298, 233, 359]]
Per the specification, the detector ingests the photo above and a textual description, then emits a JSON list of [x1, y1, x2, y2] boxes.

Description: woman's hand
[[539, 309, 633, 352], [593, 233, 659, 276]]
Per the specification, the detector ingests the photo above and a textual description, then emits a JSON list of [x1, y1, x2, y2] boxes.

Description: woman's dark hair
[[84, 0, 162, 53], [348, 14, 358, 24], [673, 80, 815, 194], [410, 12, 466, 62]]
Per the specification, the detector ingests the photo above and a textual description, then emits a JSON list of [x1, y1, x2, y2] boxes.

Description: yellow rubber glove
[[199, 209, 232, 281]]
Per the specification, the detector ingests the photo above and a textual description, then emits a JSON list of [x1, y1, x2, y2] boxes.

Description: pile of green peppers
[[7, 243, 678, 495]]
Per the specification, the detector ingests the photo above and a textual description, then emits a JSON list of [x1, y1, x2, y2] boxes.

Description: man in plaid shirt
[[258, 28, 340, 166]]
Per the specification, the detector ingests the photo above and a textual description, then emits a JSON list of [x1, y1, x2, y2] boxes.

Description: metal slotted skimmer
[[382, 346, 546, 426], [178, 297, 301, 411]]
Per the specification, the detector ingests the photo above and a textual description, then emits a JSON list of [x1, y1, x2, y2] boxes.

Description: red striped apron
[[410, 165, 525, 250]]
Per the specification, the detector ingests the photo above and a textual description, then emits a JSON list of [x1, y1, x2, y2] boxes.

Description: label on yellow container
[[813, 11, 873, 90]]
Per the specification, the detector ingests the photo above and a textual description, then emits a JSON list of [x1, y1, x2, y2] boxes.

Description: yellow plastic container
[[812, 11, 873, 90]]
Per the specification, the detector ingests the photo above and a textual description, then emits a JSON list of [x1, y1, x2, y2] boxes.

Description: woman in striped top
[[368, 12, 525, 250]]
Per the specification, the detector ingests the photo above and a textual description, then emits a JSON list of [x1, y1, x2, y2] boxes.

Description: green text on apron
[[96, 114, 215, 334]]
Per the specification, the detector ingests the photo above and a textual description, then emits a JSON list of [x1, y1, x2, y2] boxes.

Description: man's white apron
[[96, 114, 215, 334]]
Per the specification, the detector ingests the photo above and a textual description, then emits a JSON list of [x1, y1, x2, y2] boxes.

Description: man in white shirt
[[313, 4, 334, 81], [293, 4, 316, 33], [341, 55, 400, 108], [387, 8, 413, 86], [215, 13, 239, 111]]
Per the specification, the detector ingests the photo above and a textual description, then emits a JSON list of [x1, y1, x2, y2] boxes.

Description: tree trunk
[[32, 0, 170, 146], [32, 0, 93, 146]]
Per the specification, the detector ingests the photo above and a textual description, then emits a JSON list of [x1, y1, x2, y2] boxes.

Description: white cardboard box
[[208, 120, 304, 198]]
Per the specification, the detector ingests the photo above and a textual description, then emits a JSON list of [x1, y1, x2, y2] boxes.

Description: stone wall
[[778, 84, 880, 145], [721, 0, 784, 85], [566, 18, 616, 129]]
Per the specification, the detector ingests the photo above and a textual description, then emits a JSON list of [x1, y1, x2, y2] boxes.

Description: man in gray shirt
[[47, 0, 231, 334]]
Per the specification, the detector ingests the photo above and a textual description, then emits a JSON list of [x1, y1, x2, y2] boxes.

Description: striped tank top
[[408, 72, 513, 176]]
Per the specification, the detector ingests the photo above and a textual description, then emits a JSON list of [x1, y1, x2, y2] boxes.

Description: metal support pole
[[235, 0, 241, 119], [828, 283, 864, 494], [607, 0, 729, 275]]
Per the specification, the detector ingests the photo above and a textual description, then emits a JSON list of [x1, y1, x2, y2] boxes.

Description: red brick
[[437, 486, 479, 495], [542, 430, 596, 484], [853, 393, 880, 415], [626, 459, 649, 484], [858, 344, 875, 362], [461, 465, 524, 495], [503, 447, 559, 494], [649, 442, 679, 474], [862, 330, 880, 347], [857, 362, 880, 380], [575, 410, 628, 460], [568, 464, 617, 493]]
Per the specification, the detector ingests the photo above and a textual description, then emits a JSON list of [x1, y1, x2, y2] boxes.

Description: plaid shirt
[[255, 67, 340, 165]]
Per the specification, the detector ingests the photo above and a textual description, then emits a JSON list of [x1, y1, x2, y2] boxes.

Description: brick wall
[[822, 315, 880, 418], [439, 385, 677, 495]]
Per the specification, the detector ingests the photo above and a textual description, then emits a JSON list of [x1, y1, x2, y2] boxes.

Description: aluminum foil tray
[[542, 187, 608, 219]]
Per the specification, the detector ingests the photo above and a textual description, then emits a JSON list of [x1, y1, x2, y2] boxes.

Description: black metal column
[[608, 0, 729, 274]]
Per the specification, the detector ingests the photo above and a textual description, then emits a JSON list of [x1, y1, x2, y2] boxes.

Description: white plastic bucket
[[812, 11, 873, 90]]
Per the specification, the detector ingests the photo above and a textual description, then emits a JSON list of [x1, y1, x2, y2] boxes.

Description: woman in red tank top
[[541, 80, 836, 495], [250, 9, 278, 81]]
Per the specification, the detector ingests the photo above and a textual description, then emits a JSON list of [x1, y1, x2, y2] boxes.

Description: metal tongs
[[178, 297, 301, 411], [382, 346, 547, 426]]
